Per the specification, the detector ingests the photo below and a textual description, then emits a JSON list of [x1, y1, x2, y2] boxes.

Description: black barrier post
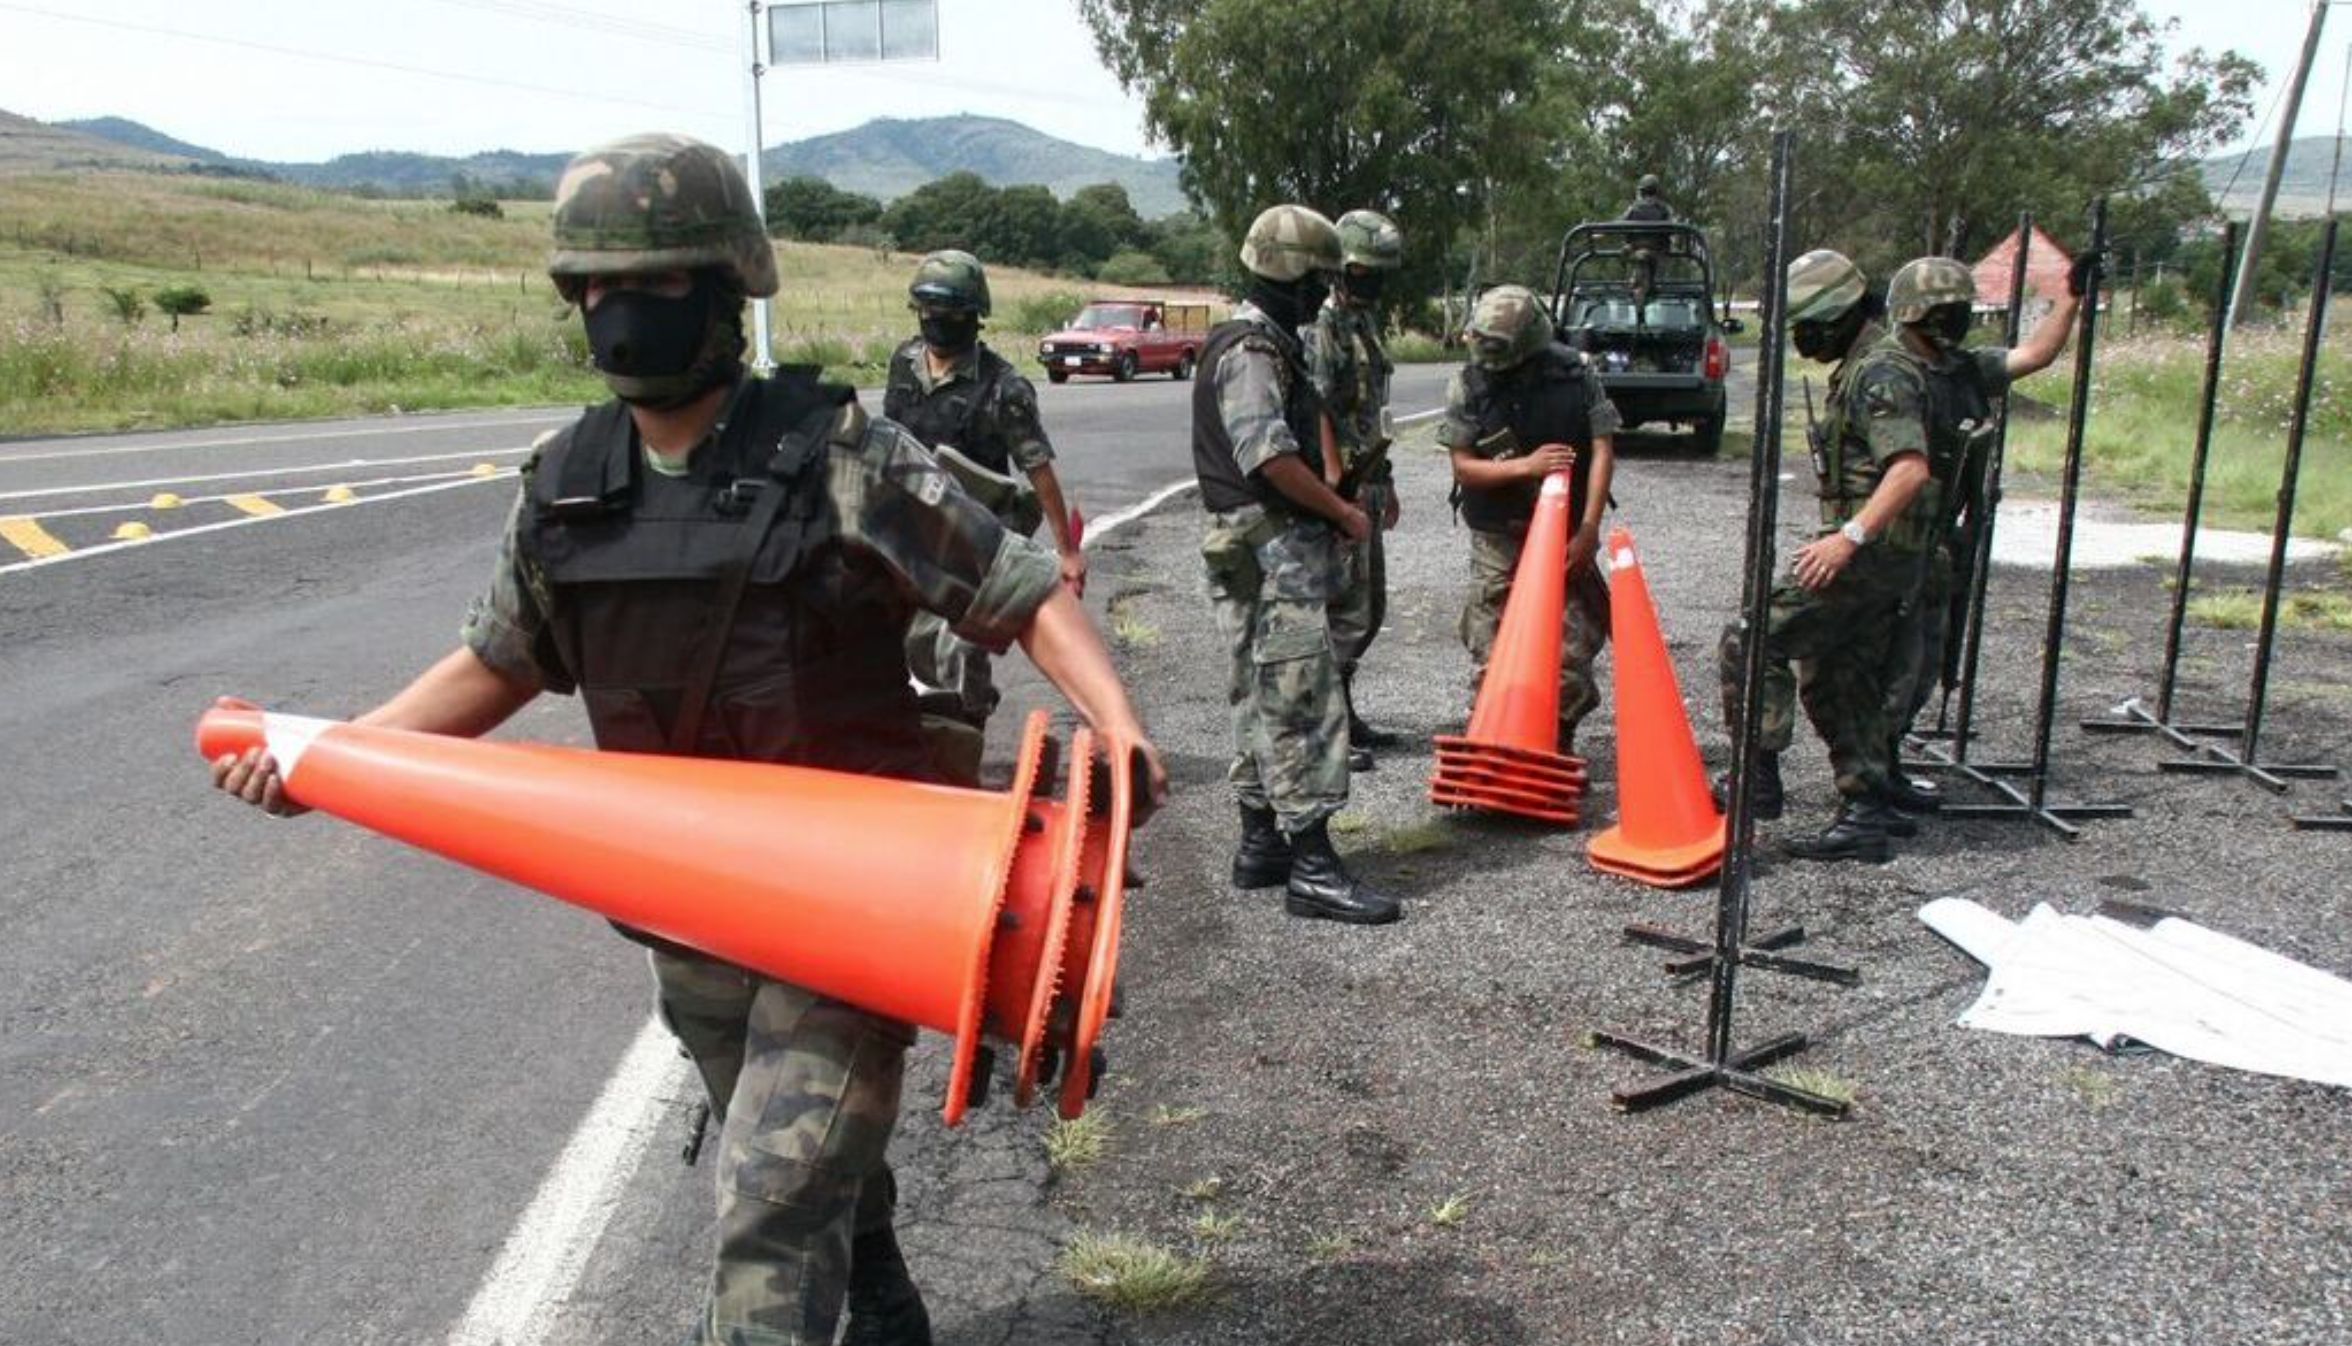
[[1920, 213, 2035, 757], [1932, 199, 2134, 838], [2080, 221, 2250, 746], [2155, 220, 2342, 793], [1591, 132, 1855, 1118], [2293, 801, 2352, 831]]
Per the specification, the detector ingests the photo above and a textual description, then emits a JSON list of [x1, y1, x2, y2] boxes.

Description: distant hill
[[766, 115, 1185, 216], [2202, 136, 2346, 219], [35, 111, 1189, 215], [0, 109, 191, 173]]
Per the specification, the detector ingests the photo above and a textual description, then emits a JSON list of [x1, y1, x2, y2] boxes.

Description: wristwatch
[[1839, 518, 1871, 547]]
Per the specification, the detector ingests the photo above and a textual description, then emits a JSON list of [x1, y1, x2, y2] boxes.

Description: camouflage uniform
[[1441, 286, 1621, 746], [1306, 298, 1393, 673], [1199, 299, 1350, 833], [474, 134, 1060, 1346], [884, 334, 1057, 752], [1716, 317, 1932, 800]]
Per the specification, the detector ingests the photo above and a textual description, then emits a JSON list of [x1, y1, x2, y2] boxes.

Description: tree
[[1769, 0, 2258, 268], [882, 172, 1000, 255], [976, 185, 1065, 269], [1079, 0, 1562, 304], [764, 175, 883, 242], [1071, 182, 1150, 249], [1097, 249, 1172, 285], [153, 285, 212, 332], [1144, 212, 1229, 286]]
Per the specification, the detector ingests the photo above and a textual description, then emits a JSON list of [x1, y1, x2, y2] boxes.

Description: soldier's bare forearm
[[2008, 293, 2081, 379], [355, 647, 539, 739], [1029, 464, 1076, 553], [1582, 437, 1615, 532], [1855, 454, 1930, 536]]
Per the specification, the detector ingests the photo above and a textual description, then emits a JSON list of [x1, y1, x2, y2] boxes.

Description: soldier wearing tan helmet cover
[[1873, 248, 2096, 814], [1438, 284, 1621, 755], [209, 132, 1168, 1346], [1306, 208, 1405, 765], [1194, 204, 1399, 926]]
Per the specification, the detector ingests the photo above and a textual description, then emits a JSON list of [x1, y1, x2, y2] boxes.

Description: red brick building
[[1972, 223, 2074, 308]]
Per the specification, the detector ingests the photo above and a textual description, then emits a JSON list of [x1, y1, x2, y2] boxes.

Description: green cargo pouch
[[1202, 512, 1278, 601], [1252, 604, 1330, 665]]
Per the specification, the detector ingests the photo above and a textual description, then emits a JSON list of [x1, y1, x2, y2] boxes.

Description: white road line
[[0, 412, 571, 465], [0, 445, 535, 504], [444, 1017, 687, 1346], [1084, 478, 1198, 543], [27, 467, 492, 520], [1394, 407, 1444, 427], [0, 473, 509, 577]]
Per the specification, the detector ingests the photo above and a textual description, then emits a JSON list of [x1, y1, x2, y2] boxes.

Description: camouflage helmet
[[548, 133, 778, 300], [1466, 284, 1552, 371], [909, 249, 991, 316], [1336, 209, 1403, 270], [1887, 256, 1977, 324], [1637, 174, 1662, 196], [1785, 248, 1867, 325], [1238, 204, 1343, 282]]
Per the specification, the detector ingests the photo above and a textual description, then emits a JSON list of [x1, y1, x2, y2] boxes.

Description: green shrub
[[154, 285, 212, 330], [1096, 250, 1171, 286], [99, 285, 146, 325], [1007, 290, 1086, 335], [450, 197, 504, 219]]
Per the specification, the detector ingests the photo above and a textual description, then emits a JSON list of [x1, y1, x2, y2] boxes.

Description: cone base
[[1586, 818, 1726, 889], [1430, 780, 1582, 827], [1432, 734, 1585, 782], [1429, 771, 1583, 816]]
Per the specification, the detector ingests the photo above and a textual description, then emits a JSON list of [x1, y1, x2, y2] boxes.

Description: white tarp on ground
[[1919, 898, 2352, 1089]]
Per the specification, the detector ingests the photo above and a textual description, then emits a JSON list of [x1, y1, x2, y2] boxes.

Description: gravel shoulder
[[895, 424, 2352, 1345]]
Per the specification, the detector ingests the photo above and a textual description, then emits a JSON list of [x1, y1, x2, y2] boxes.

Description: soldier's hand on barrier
[[2067, 250, 2102, 299], [1336, 504, 1373, 542], [1523, 444, 1578, 481], [211, 744, 310, 818], [1059, 547, 1088, 598]]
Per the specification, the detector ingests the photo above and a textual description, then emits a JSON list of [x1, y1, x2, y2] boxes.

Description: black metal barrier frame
[[1906, 199, 2133, 839], [2091, 221, 2342, 795], [1590, 131, 1857, 1119]]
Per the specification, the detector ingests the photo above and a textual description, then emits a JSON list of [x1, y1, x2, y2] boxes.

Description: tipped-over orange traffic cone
[[1429, 464, 1587, 826], [1585, 526, 1724, 887], [195, 701, 1135, 1124]]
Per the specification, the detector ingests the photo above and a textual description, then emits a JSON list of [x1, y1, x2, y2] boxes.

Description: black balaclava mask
[[584, 270, 745, 408], [1920, 302, 1973, 351], [919, 309, 982, 354], [1248, 272, 1330, 334], [1340, 267, 1386, 306], [1791, 301, 1869, 363]]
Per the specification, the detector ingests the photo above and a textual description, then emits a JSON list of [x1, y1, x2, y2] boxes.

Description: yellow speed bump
[[471, 462, 500, 478], [112, 521, 154, 542], [150, 492, 184, 509], [224, 494, 285, 517], [323, 485, 357, 504]]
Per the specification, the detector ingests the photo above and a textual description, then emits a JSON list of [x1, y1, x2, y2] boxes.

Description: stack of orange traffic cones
[[1585, 526, 1725, 887], [194, 701, 1137, 1123], [1429, 467, 1587, 826]]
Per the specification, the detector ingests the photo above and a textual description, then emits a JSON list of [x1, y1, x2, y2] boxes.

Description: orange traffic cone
[[1429, 464, 1587, 826], [195, 701, 1135, 1124], [1585, 526, 1724, 887]]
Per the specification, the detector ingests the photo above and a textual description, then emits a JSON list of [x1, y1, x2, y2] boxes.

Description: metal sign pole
[[1592, 131, 1853, 1119], [742, 0, 775, 372], [2159, 219, 2342, 792]]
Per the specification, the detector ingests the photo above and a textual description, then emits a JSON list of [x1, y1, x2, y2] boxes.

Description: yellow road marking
[[223, 494, 286, 517], [0, 515, 69, 559]]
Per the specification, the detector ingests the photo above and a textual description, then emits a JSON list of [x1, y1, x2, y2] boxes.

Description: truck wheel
[[1047, 369, 1069, 384], [1114, 351, 1137, 383], [1696, 396, 1727, 456], [1174, 349, 1196, 381]]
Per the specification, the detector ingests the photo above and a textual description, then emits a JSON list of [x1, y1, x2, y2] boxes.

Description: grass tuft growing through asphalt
[[2186, 587, 2352, 631], [1763, 1064, 1859, 1106], [1059, 1232, 1213, 1311], [1046, 1112, 1110, 1174]]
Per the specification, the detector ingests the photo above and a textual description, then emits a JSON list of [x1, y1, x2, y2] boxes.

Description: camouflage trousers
[[1459, 528, 1610, 745], [653, 946, 914, 1346], [1717, 543, 1919, 800], [1204, 509, 1349, 834], [1881, 543, 1955, 741], [1327, 483, 1389, 676]]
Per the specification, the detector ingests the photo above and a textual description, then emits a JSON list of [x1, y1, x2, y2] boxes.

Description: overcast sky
[[0, 0, 2322, 165]]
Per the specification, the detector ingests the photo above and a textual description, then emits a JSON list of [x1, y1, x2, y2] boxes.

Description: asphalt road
[[0, 362, 1461, 1344]]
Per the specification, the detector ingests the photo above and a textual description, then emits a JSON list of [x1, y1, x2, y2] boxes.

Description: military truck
[[1548, 220, 1742, 454]]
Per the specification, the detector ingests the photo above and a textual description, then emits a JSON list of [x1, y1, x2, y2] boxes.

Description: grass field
[[0, 172, 1116, 434]]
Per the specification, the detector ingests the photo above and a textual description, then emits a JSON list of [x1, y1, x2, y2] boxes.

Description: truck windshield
[[1072, 305, 1146, 329]]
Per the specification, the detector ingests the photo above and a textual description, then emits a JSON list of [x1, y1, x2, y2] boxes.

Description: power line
[[0, 2, 733, 124]]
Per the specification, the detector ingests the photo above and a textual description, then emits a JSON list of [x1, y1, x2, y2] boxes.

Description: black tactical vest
[[1456, 345, 1596, 534], [1193, 316, 1322, 514], [883, 341, 1019, 473], [520, 373, 934, 782]]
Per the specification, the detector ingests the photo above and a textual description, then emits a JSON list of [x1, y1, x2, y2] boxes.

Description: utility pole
[[2230, 0, 2330, 329], [742, 0, 774, 372]]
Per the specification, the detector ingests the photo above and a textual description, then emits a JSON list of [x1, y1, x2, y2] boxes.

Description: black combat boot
[[1781, 795, 1895, 863], [1711, 751, 1785, 820], [1882, 737, 1943, 813], [1232, 804, 1294, 890], [1348, 745, 1377, 772], [1283, 818, 1402, 924], [1344, 672, 1398, 749], [844, 1226, 934, 1346]]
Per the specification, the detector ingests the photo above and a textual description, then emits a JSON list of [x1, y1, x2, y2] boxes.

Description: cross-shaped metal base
[[1589, 1029, 1848, 1116]]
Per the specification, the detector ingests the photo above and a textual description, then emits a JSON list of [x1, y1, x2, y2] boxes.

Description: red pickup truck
[[1037, 298, 1211, 383]]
